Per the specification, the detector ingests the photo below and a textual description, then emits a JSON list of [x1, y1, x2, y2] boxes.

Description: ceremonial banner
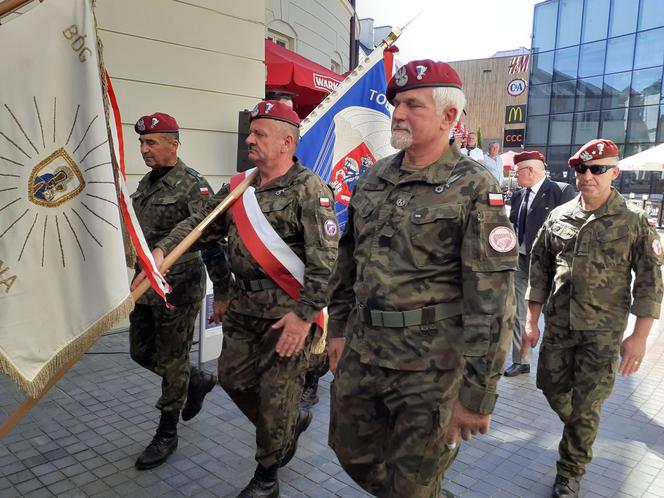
[[296, 46, 397, 229], [0, 0, 132, 397]]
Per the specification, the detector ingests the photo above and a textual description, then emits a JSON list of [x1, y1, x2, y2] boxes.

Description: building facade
[[266, 0, 354, 73], [527, 0, 664, 197], [449, 54, 530, 152]]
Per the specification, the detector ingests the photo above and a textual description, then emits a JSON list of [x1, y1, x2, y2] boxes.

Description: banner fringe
[[0, 295, 133, 398]]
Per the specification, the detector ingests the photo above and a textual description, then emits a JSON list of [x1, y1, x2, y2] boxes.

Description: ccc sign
[[505, 105, 526, 124], [503, 128, 525, 148]]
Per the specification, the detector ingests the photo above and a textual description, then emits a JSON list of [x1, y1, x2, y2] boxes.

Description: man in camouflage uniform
[[523, 139, 664, 498], [128, 113, 221, 469], [327, 60, 517, 498], [149, 101, 339, 498]]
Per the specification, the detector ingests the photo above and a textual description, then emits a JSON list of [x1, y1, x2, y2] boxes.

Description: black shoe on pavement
[[182, 369, 217, 421], [552, 474, 580, 498], [135, 411, 179, 470], [504, 363, 530, 377], [299, 384, 320, 410], [236, 464, 279, 498], [280, 409, 312, 467]]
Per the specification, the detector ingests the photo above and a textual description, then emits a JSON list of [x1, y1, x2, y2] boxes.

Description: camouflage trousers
[[537, 325, 622, 479], [129, 302, 199, 413], [330, 348, 462, 498], [305, 349, 329, 386], [218, 311, 312, 468]]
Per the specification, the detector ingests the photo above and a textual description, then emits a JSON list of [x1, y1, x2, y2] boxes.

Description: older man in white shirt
[[483, 142, 504, 185]]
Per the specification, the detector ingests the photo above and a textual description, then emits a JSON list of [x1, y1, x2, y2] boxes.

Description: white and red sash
[[230, 169, 325, 328]]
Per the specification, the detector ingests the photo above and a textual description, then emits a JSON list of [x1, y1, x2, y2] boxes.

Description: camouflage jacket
[[156, 159, 339, 321], [130, 158, 219, 306], [527, 188, 663, 331], [327, 143, 517, 415]]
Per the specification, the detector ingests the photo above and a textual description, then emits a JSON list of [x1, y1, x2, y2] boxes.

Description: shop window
[[546, 145, 573, 181]]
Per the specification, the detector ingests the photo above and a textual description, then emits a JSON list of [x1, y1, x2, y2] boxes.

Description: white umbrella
[[618, 144, 664, 171]]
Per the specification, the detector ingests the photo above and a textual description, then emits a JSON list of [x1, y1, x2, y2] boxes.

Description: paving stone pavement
[[1, 314, 663, 498]]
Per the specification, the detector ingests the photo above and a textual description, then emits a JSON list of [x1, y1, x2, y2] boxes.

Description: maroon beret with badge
[[386, 59, 463, 104], [134, 112, 179, 135], [514, 150, 545, 165], [568, 139, 619, 167], [249, 100, 300, 128]]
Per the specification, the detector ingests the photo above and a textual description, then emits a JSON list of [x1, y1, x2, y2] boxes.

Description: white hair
[[432, 87, 466, 125]]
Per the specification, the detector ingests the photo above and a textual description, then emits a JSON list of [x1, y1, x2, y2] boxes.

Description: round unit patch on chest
[[489, 226, 517, 253]]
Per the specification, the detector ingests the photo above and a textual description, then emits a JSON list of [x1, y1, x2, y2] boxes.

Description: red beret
[[514, 150, 545, 165], [386, 59, 463, 104], [134, 112, 179, 135], [249, 100, 300, 128], [568, 139, 619, 167]]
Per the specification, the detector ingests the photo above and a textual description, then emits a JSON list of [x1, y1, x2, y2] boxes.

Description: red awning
[[264, 39, 344, 108]]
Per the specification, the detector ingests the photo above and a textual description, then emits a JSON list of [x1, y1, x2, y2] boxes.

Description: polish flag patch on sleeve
[[200, 187, 209, 195], [488, 193, 504, 206], [319, 197, 331, 207]]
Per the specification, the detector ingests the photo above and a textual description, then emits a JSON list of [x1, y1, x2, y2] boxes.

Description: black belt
[[358, 301, 463, 328], [235, 277, 278, 292]]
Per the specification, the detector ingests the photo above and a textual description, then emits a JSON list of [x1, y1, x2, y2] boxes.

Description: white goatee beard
[[390, 131, 413, 150]]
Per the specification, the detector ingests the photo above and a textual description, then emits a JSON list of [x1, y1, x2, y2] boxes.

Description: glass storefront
[[528, 0, 664, 196]]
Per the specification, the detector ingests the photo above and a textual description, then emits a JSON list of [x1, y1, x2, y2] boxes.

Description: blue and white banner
[[296, 49, 396, 229]]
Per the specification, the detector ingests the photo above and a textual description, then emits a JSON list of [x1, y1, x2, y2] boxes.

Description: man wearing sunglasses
[[504, 151, 576, 378], [522, 138, 663, 498]]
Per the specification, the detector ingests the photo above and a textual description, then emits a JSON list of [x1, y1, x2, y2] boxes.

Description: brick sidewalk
[[1, 315, 663, 497]]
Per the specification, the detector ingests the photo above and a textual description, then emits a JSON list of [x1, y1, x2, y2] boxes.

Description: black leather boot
[[280, 409, 312, 467], [552, 474, 580, 498], [299, 382, 320, 410], [236, 464, 279, 498], [182, 367, 217, 421], [135, 410, 179, 470]]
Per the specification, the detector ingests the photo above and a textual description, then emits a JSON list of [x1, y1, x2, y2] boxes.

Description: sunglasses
[[574, 164, 616, 175]]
